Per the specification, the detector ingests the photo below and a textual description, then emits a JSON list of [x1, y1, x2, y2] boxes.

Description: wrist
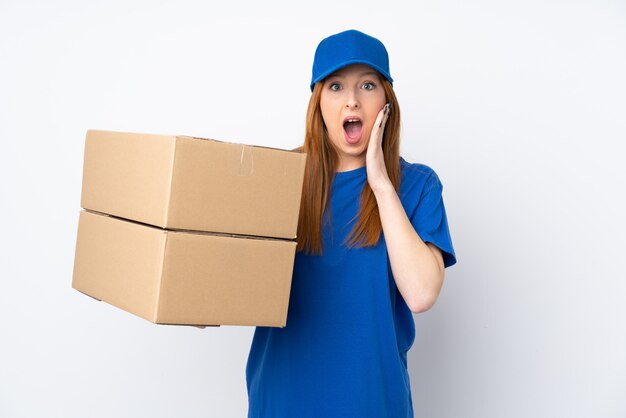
[[370, 178, 395, 197]]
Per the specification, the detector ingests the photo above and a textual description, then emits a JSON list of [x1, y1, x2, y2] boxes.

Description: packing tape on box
[[239, 144, 255, 176]]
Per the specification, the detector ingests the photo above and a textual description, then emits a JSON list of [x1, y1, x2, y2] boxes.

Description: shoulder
[[399, 157, 442, 195]]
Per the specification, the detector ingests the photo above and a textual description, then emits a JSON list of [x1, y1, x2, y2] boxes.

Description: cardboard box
[[81, 129, 307, 239], [73, 210, 296, 327]]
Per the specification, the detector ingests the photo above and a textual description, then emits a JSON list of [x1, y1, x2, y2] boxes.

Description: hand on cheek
[[366, 103, 392, 193]]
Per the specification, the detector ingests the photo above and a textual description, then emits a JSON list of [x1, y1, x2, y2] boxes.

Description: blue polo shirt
[[246, 158, 457, 418]]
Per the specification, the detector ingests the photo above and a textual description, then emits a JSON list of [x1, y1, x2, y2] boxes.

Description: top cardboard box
[[81, 130, 307, 239]]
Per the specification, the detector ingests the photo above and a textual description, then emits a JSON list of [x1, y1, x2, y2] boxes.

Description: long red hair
[[296, 79, 401, 255]]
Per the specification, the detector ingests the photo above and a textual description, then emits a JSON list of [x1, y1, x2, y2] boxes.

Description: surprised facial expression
[[320, 64, 387, 172]]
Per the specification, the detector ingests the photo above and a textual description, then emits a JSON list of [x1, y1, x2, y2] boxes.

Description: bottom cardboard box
[[72, 210, 295, 327]]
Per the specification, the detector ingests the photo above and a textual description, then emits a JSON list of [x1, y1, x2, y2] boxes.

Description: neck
[[336, 156, 366, 172]]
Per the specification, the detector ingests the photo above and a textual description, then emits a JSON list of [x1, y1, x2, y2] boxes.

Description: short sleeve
[[409, 172, 457, 268]]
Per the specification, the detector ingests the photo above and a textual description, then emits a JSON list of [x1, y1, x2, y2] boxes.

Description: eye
[[362, 81, 376, 91], [328, 82, 342, 91]]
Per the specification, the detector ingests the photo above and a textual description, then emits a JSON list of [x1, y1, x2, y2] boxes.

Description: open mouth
[[343, 117, 363, 143]]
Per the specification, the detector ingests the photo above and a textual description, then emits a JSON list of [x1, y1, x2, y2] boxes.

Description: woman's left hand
[[366, 102, 393, 193], [365, 102, 445, 313]]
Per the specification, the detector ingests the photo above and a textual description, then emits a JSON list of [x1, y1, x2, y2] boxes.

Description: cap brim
[[310, 59, 393, 91]]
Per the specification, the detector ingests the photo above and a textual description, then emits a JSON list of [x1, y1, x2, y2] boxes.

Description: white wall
[[1, 1, 624, 417]]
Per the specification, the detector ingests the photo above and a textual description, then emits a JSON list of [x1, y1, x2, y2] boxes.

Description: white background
[[1, 1, 625, 417]]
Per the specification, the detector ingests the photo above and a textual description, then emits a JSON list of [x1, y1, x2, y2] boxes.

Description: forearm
[[373, 183, 445, 313]]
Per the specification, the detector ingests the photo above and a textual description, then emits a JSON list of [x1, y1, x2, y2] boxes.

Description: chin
[[341, 147, 367, 161]]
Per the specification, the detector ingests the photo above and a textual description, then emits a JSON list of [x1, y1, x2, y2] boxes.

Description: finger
[[373, 104, 387, 130], [384, 102, 391, 127], [370, 103, 391, 157]]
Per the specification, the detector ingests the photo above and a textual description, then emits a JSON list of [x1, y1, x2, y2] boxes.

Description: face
[[319, 63, 387, 171]]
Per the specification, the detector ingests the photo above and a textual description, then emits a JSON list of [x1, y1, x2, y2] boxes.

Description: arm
[[366, 104, 445, 313], [373, 184, 445, 313]]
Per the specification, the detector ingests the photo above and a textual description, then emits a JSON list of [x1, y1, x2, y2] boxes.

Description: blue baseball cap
[[310, 29, 393, 92]]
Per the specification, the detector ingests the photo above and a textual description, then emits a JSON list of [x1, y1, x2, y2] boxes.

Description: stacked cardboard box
[[72, 130, 307, 327]]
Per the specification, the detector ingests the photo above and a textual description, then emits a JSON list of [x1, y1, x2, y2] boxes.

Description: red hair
[[296, 79, 401, 254]]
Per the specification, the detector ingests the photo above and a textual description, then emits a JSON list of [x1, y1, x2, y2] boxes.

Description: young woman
[[246, 29, 457, 418]]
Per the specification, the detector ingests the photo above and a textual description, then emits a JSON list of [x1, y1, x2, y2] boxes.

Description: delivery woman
[[245, 29, 457, 418]]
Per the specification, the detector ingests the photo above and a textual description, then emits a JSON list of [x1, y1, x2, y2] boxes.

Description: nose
[[345, 89, 360, 110]]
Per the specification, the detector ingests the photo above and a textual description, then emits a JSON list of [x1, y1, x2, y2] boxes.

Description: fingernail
[[380, 104, 390, 127]]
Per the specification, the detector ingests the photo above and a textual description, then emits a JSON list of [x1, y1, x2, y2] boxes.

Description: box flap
[[168, 136, 307, 239]]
